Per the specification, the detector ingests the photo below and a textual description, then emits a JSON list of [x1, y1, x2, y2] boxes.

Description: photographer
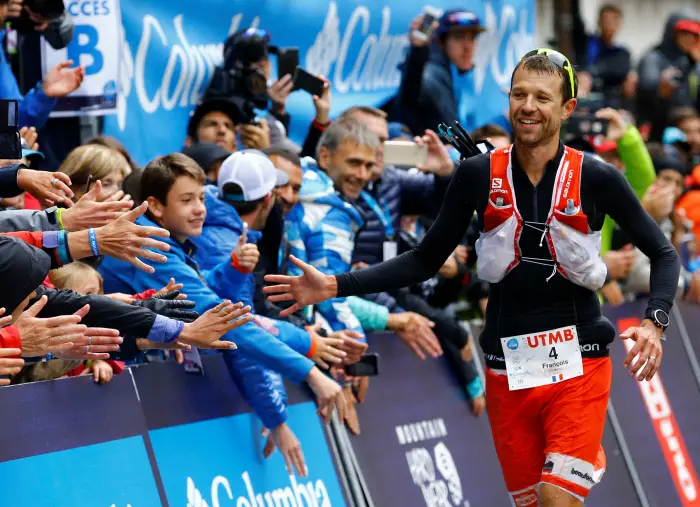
[[205, 28, 295, 152]]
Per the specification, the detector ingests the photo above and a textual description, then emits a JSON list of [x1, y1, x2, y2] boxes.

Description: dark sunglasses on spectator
[[523, 48, 577, 99]]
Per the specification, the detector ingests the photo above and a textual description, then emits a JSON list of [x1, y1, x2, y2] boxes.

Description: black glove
[[131, 294, 200, 323]]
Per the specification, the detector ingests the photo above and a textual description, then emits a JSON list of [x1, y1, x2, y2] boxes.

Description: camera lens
[[247, 72, 268, 95]]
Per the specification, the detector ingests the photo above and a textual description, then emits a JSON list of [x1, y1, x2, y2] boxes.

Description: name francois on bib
[[500, 325, 584, 391]]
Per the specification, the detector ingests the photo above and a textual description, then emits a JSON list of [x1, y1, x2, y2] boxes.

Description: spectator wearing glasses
[[392, 9, 495, 139]]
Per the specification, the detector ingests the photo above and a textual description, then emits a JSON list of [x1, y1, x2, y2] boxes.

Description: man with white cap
[[192, 150, 352, 372]]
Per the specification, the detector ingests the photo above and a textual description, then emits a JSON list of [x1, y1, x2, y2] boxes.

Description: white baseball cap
[[217, 150, 289, 202]]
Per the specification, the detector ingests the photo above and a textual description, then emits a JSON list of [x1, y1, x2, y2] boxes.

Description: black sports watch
[[645, 308, 670, 334]]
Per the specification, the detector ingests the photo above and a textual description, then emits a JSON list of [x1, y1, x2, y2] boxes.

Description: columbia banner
[[102, 0, 535, 165]]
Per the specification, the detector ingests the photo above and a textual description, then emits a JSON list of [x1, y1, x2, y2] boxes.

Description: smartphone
[[0, 100, 21, 160], [567, 114, 609, 137], [345, 353, 379, 377], [383, 140, 428, 167], [293, 66, 325, 97], [277, 47, 299, 80], [412, 6, 441, 42]]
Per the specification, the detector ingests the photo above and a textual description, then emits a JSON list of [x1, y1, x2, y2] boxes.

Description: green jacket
[[600, 125, 656, 254]]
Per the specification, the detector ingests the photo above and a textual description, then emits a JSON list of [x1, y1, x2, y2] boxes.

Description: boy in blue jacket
[[99, 153, 348, 475]]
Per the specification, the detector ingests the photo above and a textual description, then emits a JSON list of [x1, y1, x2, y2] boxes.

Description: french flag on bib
[[552, 374, 564, 382]]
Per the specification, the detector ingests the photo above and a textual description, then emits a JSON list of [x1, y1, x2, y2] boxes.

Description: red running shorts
[[486, 357, 612, 505]]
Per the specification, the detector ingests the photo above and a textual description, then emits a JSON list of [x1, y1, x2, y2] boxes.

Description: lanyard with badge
[[360, 190, 397, 261]]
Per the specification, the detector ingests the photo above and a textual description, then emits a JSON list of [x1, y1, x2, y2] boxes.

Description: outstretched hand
[[263, 255, 337, 316]]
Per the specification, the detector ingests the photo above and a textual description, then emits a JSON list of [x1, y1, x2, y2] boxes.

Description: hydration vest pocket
[[476, 213, 520, 283], [549, 213, 607, 291]]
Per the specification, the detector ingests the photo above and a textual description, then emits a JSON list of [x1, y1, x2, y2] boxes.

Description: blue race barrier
[[0, 356, 349, 507]]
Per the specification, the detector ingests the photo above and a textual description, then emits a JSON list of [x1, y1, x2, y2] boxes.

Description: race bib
[[500, 325, 584, 391]]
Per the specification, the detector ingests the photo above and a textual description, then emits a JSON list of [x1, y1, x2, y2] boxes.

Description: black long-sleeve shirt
[[337, 144, 680, 369]]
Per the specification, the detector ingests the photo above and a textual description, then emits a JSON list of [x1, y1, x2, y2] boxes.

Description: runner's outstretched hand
[[264, 255, 338, 316], [621, 321, 663, 381]]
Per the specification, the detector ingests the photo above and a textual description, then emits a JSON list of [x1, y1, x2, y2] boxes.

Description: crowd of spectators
[[1, 0, 700, 478]]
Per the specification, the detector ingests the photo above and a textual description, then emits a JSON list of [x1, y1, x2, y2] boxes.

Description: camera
[[23, 0, 65, 21], [221, 64, 268, 124]]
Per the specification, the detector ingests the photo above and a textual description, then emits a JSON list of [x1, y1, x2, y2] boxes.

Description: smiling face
[[509, 65, 576, 147], [319, 140, 376, 200], [148, 176, 206, 242]]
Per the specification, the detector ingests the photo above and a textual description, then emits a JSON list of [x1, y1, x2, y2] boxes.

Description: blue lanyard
[[360, 190, 394, 238]]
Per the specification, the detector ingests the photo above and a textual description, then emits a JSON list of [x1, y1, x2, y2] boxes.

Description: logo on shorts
[[542, 460, 554, 473], [507, 338, 519, 350], [571, 468, 595, 484], [492, 178, 503, 189], [513, 492, 538, 506]]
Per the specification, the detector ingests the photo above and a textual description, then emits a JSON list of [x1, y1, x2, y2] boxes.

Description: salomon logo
[[571, 468, 595, 484], [580, 344, 600, 352], [492, 178, 503, 189]]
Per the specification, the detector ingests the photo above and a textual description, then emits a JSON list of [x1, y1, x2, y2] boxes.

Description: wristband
[[56, 208, 65, 230], [57, 231, 71, 266], [88, 228, 100, 256], [231, 252, 252, 273], [304, 326, 318, 359]]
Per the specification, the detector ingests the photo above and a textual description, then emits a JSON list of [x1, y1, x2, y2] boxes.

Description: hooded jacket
[[193, 185, 313, 353], [296, 159, 365, 338], [99, 215, 316, 430], [637, 10, 700, 140]]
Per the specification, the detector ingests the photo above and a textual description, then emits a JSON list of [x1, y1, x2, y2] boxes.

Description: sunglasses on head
[[523, 48, 577, 99], [240, 28, 271, 43]]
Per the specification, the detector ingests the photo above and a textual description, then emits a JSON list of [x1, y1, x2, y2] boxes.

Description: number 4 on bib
[[549, 347, 559, 360]]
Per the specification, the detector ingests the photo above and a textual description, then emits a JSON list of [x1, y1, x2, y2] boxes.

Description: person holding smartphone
[[392, 9, 501, 141]]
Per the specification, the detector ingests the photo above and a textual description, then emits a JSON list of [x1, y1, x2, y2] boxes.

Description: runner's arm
[[594, 160, 680, 314], [336, 155, 484, 297]]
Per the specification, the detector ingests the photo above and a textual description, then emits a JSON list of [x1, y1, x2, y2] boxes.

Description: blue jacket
[[352, 166, 450, 311], [392, 44, 509, 139], [0, 31, 56, 128], [297, 159, 365, 339], [192, 185, 313, 354], [99, 216, 316, 429]]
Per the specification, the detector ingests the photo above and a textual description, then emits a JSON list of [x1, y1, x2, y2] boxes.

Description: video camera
[[217, 28, 276, 124]]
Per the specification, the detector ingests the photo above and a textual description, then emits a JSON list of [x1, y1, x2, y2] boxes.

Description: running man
[[264, 49, 680, 507]]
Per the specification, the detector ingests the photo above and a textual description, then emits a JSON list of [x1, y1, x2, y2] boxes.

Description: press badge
[[500, 325, 584, 391], [383, 241, 398, 261]]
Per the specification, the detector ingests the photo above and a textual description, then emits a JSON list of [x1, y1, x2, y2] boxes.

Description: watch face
[[654, 309, 670, 327]]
